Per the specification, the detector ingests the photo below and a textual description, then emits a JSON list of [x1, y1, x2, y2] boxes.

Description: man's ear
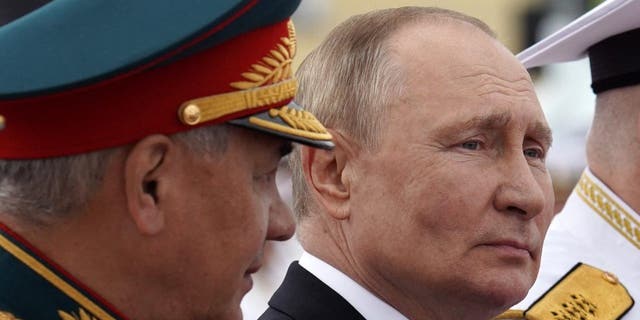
[[124, 134, 173, 235], [302, 135, 354, 220]]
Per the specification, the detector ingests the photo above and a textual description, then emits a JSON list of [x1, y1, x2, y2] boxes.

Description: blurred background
[[0, 0, 605, 318], [242, 0, 604, 318]]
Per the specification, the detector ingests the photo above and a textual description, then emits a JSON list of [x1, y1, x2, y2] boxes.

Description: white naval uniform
[[514, 168, 639, 318]]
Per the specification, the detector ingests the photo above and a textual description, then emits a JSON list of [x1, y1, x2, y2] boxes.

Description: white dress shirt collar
[[299, 251, 408, 320]]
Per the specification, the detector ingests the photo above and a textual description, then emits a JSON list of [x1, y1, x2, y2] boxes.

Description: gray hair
[[0, 124, 228, 225], [291, 6, 496, 220]]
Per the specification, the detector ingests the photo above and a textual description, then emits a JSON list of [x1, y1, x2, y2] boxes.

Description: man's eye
[[524, 148, 543, 159], [460, 141, 481, 150]]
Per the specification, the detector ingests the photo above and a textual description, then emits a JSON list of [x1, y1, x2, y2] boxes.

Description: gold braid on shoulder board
[[493, 263, 634, 320]]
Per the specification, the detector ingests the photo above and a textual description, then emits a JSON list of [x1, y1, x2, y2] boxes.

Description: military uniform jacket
[[0, 223, 127, 320], [258, 262, 366, 320], [514, 168, 638, 318]]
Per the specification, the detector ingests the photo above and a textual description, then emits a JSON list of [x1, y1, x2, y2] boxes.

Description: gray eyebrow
[[530, 121, 553, 150], [437, 111, 553, 149], [460, 112, 512, 131]]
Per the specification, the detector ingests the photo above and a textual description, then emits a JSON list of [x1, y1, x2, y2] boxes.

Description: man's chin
[[478, 275, 532, 310], [217, 305, 244, 320], [213, 287, 248, 320]]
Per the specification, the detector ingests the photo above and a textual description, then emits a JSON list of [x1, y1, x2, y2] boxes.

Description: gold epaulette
[[494, 263, 634, 320]]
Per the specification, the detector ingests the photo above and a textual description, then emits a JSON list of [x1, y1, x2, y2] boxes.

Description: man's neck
[[302, 231, 504, 320]]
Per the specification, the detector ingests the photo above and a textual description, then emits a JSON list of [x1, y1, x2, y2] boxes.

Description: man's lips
[[481, 240, 533, 258], [242, 261, 262, 293], [245, 262, 262, 275]]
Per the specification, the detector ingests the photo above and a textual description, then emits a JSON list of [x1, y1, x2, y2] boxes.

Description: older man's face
[[344, 22, 555, 310], [159, 127, 295, 320]]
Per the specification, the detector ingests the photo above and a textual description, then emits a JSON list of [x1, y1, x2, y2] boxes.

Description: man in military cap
[[498, 0, 638, 319], [0, 1, 332, 319], [260, 7, 556, 320]]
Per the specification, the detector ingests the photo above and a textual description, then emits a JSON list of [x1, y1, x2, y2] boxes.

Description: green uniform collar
[[0, 223, 126, 320]]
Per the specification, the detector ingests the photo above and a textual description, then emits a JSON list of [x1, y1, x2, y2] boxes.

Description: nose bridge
[[267, 192, 296, 241], [496, 151, 545, 219]]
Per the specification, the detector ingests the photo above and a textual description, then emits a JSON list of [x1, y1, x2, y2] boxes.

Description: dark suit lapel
[[267, 262, 366, 320]]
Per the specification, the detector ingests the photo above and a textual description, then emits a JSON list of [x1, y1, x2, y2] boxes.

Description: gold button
[[602, 271, 618, 284], [0, 115, 5, 130], [268, 108, 279, 118], [180, 104, 201, 125]]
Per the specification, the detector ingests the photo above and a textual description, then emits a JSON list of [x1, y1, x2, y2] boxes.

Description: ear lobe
[[124, 135, 172, 235], [302, 143, 351, 220]]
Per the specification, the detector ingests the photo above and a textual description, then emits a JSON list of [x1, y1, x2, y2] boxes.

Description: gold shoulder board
[[494, 263, 634, 320], [0, 311, 21, 320]]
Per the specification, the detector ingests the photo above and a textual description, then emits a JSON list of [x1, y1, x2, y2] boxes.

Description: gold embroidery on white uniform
[[576, 172, 640, 250]]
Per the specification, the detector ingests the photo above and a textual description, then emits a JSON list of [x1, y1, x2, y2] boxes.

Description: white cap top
[[518, 0, 640, 68]]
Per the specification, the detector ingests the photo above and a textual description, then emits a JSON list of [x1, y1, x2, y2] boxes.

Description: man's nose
[[266, 194, 296, 241], [493, 154, 547, 220]]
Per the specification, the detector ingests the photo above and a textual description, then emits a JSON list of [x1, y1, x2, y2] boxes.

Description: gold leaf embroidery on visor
[[248, 106, 332, 141], [230, 22, 296, 90], [179, 19, 299, 126], [179, 79, 297, 126]]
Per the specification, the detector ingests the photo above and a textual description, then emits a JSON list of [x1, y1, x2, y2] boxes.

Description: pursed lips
[[480, 239, 535, 259], [245, 261, 263, 275]]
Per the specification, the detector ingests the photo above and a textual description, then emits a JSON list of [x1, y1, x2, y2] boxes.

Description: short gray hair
[[291, 7, 496, 220], [0, 124, 228, 225]]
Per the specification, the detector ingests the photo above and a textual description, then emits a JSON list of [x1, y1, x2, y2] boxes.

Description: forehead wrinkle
[[451, 64, 534, 98]]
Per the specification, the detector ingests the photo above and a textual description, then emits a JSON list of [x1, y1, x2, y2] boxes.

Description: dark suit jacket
[[258, 261, 366, 320]]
